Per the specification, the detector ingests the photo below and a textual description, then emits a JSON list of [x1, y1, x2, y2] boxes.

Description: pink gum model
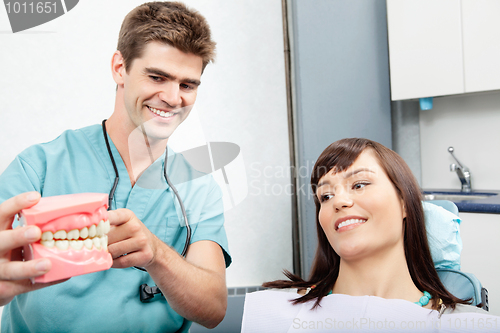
[[20, 193, 113, 283]]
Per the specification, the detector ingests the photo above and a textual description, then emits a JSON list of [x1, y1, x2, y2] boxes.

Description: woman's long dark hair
[[264, 138, 468, 310]]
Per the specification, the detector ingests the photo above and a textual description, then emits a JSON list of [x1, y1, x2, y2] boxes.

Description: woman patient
[[242, 138, 496, 332]]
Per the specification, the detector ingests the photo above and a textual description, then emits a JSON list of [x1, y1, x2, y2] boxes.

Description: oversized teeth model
[[19, 193, 113, 283], [39, 221, 110, 250], [337, 218, 367, 230], [148, 106, 175, 118]]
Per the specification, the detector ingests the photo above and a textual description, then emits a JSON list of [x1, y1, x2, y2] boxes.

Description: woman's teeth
[[337, 219, 366, 230], [148, 106, 175, 118], [40, 220, 110, 251]]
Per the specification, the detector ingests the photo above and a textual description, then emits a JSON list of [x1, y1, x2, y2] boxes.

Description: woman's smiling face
[[315, 149, 407, 262]]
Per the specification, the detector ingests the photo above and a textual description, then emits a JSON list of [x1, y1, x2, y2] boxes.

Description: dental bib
[[19, 193, 113, 283]]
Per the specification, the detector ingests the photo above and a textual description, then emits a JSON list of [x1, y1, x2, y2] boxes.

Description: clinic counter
[[423, 189, 500, 214]]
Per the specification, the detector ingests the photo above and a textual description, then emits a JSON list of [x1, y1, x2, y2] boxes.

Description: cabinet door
[[387, 0, 464, 100], [462, 0, 500, 93]]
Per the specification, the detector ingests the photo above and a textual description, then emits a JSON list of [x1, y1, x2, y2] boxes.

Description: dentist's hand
[[107, 208, 161, 269], [0, 192, 60, 306]]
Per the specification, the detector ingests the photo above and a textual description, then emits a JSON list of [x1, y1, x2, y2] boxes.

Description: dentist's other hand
[[0, 192, 60, 306], [107, 208, 160, 269]]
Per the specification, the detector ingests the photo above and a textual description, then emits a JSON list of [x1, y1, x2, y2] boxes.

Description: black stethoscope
[[101, 119, 191, 302]]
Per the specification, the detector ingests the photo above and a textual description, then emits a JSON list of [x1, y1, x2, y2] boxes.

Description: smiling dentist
[[0, 2, 230, 332]]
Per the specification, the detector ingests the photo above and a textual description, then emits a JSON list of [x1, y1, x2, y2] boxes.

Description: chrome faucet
[[448, 147, 471, 192]]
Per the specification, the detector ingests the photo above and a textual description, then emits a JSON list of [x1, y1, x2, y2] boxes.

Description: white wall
[[0, 0, 292, 302], [420, 90, 500, 190], [460, 213, 500, 316]]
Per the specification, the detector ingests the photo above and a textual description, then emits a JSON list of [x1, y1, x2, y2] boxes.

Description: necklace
[[414, 291, 432, 307]]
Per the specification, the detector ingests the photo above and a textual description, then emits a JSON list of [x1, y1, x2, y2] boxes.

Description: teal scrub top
[[0, 124, 231, 333]]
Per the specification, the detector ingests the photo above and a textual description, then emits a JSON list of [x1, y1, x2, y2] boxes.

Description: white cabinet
[[386, 0, 464, 100], [387, 0, 500, 101], [460, 213, 500, 316], [462, 0, 500, 93]]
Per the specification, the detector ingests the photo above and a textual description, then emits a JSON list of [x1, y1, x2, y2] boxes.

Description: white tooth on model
[[100, 236, 108, 250], [80, 227, 89, 239], [67, 229, 79, 240], [88, 224, 97, 238], [54, 230, 67, 240], [103, 220, 110, 234], [96, 220, 104, 237], [55, 240, 69, 250], [93, 237, 101, 250], [69, 240, 84, 251], [41, 231, 53, 241], [84, 238, 93, 250], [41, 240, 55, 248]]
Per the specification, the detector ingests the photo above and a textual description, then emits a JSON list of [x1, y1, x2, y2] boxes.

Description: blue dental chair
[[428, 200, 489, 311], [437, 268, 488, 310]]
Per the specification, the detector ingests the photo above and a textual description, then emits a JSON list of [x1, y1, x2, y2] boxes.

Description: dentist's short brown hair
[[117, 1, 216, 72]]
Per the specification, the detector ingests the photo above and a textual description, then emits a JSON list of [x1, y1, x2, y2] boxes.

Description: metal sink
[[423, 191, 498, 202]]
